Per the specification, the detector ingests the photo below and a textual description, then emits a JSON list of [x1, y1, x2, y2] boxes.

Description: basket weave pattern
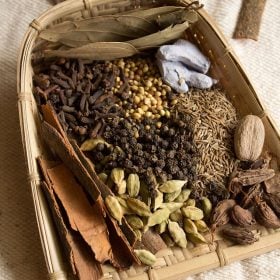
[[17, 1, 280, 279]]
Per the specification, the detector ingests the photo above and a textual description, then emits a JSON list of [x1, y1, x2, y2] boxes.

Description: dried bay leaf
[[122, 6, 184, 20], [45, 42, 139, 60], [127, 21, 190, 50], [40, 30, 133, 47], [40, 15, 158, 43], [156, 9, 198, 28]]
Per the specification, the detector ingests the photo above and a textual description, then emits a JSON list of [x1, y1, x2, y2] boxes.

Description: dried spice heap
[[33, 56, 198, 185], [29, 3, 280, 279], [174, 89, 238, 203], [209, 114, 280, 245], [32, 49, 280, 276]]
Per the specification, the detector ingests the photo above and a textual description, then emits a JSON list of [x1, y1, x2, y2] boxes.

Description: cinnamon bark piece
[[70, 139, 138, 247], [233, 0, 267, 41], [39, 159, 138, 269], [40, 107, 139, 265], [41, 121, 100, 200], [42, 103, 68, 142], [46, 163, 112, 263], [105, 212, 140, 268], [42, 181, 102, 280]]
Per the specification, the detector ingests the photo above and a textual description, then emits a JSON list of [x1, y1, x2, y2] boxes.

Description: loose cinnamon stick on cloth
[[233, 0, 267, 40]]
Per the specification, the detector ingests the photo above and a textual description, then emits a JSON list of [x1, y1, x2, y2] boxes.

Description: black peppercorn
[[95, 142, 105, 151], [168, 128, 175, 136]]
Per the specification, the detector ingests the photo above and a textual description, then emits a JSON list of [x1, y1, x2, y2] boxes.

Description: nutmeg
[[234, 115, 265, 161]]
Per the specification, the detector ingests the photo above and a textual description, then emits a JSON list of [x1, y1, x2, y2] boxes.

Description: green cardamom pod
[[168, 220, 187, 248], [98, 172, 108, 183], [169, 209, 183, 223], [153, 189, 163, 210], [160, 202, 183, 213], [174, 189, 191, 203], [105, 195, 123, 225], [139, 181, 152, 207], [155, 221, 167, 234], [110, 168, 125, 186], [116, 195, 134, 214], [181, 206, 204, 220], [185, 198, 196, 207], [134, 229, 142, 241], [80, 137, 110, 151], [127, 197, 151, 217], [164, 189, 181, 202], [147, 208, 170, 227], [194, 220, 209, 233], [186, 232, 207, 244], [134, 249, 156, 266], [116, 179, 126, 195], [127, 173, 140, 197], [183, 218, 198, 234], [159, 180, 187, 193], [126, 215, 144, 229], [201, 197, 212, 219]]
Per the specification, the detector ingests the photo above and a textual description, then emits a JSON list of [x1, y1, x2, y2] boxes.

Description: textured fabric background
[[0, 0, 279, 279]]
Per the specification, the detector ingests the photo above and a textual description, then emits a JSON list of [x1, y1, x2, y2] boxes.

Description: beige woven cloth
[[0, 0, 279, 279]]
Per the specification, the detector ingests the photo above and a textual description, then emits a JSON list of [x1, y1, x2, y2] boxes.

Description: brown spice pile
[[174, 89, 239, 201]]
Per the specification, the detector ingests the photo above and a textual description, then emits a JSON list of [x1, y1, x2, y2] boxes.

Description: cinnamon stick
[[233, 0, 267, 40], [40, 104, 139, 266], [41, 121, 101, 200], [42, 181, 102, 280], [46, 163, 112, 263]]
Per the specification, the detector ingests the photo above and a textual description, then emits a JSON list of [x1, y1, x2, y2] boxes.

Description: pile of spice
[[174, 89, 238, 203], [33, 56, 198, 184], [33, 53, 280, 270], [209, 115, 280, 245], [33, 55, 216, 258], [29, 3, 280, 279]]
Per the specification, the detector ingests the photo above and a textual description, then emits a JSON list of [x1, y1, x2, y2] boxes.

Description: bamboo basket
[[17, 0, 280, 279]]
